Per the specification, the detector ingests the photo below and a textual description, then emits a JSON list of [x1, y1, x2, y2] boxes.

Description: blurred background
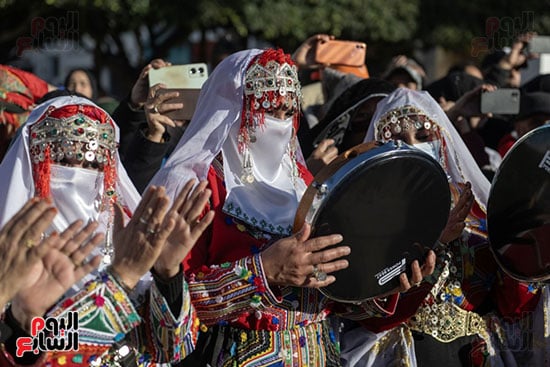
[[2, 0, 550, 101]]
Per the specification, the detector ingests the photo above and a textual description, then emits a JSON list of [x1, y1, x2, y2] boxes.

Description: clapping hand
[[153, 179, 215, 280], [111, 186, 176, 290], [11, 219, 104, 331]]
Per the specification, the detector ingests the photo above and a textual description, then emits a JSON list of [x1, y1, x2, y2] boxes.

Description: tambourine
[[488, 125, 550, 282], [294, 140, 451, 302]]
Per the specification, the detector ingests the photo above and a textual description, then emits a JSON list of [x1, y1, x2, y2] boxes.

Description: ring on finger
[[153, 104, 160, 114], [311, 265, 327, 282], [25, 239, 35, 249], [139, 216, 149, 225], [412, 281, 422, 287], [146, 227, 158, 235]]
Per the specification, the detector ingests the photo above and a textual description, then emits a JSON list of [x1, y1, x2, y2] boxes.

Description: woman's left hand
[[153, 179, 215, 280]]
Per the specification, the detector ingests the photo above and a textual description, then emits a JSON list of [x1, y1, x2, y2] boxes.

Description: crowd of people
[[0, 31, 548, 367]]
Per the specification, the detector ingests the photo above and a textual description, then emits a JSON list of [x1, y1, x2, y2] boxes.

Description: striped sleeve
[[187, 254, 281, 325]]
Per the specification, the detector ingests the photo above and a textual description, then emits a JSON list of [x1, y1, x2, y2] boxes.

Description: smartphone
[[315, 40, 367, 67], [480, 89, 520, 115], [527, 36, 550, 54], [148, 63, 208, 121]]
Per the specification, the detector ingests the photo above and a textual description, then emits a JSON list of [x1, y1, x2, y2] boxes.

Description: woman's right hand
[[306, 138, 338, 176], [260, 223, 350, 288]]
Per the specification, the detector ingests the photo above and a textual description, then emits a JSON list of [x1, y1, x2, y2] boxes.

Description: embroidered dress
[[0, 96, 200, 367], [150, 49, 399, 367], [183, 165, 397, 367], [339, 89, 541, 367]]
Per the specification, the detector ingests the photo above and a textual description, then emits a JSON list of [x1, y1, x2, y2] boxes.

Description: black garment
[[310, 78, 395, 151], [412, 331, 480, 367], [521, 73, 550, 94], [151, 266, 184, 316], [483, 65, 511, 88], [112, 96, 185, 193], [425, 71, 483, 103], [3, 307, 42, 365]]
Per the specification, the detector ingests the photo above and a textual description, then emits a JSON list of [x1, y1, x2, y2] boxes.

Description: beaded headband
[[29, 111, 116, 166], [374, 105, 439, 141], [237, 49, 303, 185], [240, 49, 302, 151], [244, 61, 301, 101], [29, 103, 119, 263]]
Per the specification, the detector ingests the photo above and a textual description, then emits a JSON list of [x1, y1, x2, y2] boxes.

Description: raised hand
[[292, 33, 334, 68], [153, 180, 215, 280], [306, 138, 338, 176], [0, 198, 57, 309], [11, 220, 104, 330], [260, 223, 350, 288], [143, 83, 185, 142], [130, 58, 172, 109], [111, 186, 176, 290], [440, 182, 474, 244]]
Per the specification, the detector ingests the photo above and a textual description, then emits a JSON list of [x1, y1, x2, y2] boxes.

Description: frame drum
[[294, 140, 450, 302], [488, 125, 550, 282]]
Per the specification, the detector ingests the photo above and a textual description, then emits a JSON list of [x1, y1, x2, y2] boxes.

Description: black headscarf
[[311, 78, 396, 149], [426, 71, 483, 102], [521, 74, 550, 94], [63, 68, 99, 101]]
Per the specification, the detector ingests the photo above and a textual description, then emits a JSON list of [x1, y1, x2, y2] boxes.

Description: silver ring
[[139, 216, 149, 225], [146, 227, 157, 235], [153, 105, 160, 114], [312, 265, 327, 282], [412, 281, 422, 287]]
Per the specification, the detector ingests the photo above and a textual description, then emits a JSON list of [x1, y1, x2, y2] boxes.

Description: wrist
[[144, 127, 164, 143], [108, 265, 140, 293], [128, 98, 144, 111], [9, 300, 36, 333], [152, 263, 180, 281]]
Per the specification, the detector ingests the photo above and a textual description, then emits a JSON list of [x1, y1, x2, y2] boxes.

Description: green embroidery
[[223, 202, 292, 236]]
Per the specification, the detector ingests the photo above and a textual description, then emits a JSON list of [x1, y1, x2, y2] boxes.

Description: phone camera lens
[[190, 68, 197, 74], [198, 67, 204, 73]]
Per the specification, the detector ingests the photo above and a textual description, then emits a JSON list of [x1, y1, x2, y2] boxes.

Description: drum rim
[[301, 141, 451, 302], [487, 124, 550, 283]]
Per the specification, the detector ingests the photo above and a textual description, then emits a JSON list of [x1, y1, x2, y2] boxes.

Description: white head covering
[[0, 96, 141, 291], [0, 95, 140, 226], [150, 49, 308, 235], [363, 88, 491, 211]]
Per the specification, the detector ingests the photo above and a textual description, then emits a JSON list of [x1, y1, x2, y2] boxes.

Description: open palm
[[12, 220, 103, 321], [154, 180, 215, 279]]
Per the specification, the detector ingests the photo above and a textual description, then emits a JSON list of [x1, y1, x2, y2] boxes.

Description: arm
[[186, 253, 283, 326]]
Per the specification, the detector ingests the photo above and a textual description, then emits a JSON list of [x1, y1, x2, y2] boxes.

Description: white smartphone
[[148, 63, 208, 88], [148, 63, 208, 121]]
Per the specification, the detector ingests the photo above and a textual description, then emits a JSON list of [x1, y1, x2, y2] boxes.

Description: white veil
[[150, 49, 308, 236], [363, 88, 491, 211]]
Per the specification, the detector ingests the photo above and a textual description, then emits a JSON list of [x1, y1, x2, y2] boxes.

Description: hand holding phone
[[526, 36, 550, 54], [480, 88, 520, 115], [314, 39, 367, 67], [148, 63, 208, 121]]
